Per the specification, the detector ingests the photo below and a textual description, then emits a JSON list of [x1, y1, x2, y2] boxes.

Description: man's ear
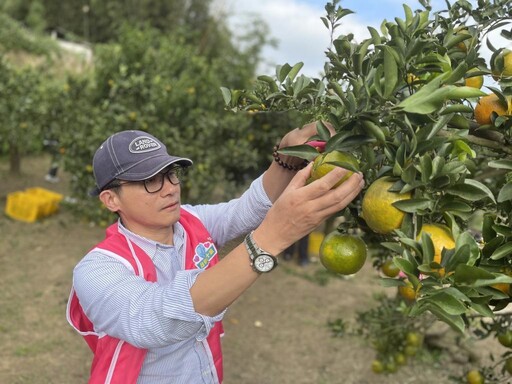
[[99, 189, 120, 213]]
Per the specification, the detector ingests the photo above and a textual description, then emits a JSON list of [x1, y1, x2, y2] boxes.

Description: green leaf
[[446, 179, 496, 203], [379, 278, 404, 287], [440, 104, 474, 115], [455, 232, 480, 266], [424, 303, 465, 333], [428, 291, 468, 315], [420, 232, 435, 265], [426, 114, 452, 141], [257, 75, 279, 92], [287, 62, 304, 81], [397, 76, 447, 114], [488, 159, 512, 170], [278, 144, 321, 161], [490, 241, 512, 260], [444, 86, 487, 99], [382, 46, 398, 98], [360, 120, 386, 143], [219, 87, 232, 105], [380, 242, 404, 253], [393, 257, 415, 275], [498, 182, 512, 203], [392, 198, 432, 213], [469, 302, 494, 318], [277, 63, 292, 83], [454, 264, 496, 284]]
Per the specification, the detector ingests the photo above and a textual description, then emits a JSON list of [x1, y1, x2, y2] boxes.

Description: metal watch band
[[244, 231, 277, 273]]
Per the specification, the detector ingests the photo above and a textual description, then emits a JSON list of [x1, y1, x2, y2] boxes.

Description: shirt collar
[[117, 220, 184, 258]]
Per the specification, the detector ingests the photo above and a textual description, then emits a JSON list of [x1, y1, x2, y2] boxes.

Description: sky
[[214, 0, 511, 78]]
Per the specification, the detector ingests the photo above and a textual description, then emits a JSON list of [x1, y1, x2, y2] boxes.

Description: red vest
[[67, 208, 224, 383]]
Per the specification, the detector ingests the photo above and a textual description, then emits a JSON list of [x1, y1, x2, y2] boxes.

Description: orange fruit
[[319, 231, 367, 275], [491, 283, 510, 295], [492, 49, 512, 80], [310, 150, 359, 188], [474, 93, 510, 126], [416, 223, 455, 265], [464, 69, 484, 89], [505, 357, 512, 375], [361, 177, 412, 234], [371, 359, 384, 373], [406, 73, 419, 85], [394, 352, 407, 365], [398, 280, 417, 301], [405, 331, 423, 348], [497, 331, 512, 348], [466, 369, 484, 384], [381, 259, 400, 278]]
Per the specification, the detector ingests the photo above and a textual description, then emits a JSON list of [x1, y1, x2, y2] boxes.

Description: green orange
[[381, 259, 400, 278], [310, 150, 359, 188], [466, 369, 484, 384], [319, 231, 367, 275]]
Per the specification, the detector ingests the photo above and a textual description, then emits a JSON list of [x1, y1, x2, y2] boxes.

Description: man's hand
[[255, 162, 364, 256]]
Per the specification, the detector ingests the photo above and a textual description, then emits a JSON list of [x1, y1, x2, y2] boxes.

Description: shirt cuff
[[252, 174, 273, 209], [162, 269, 226, 341]]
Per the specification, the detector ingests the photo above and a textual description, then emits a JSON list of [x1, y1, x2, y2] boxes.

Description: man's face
[[101, 170, 182, 240]]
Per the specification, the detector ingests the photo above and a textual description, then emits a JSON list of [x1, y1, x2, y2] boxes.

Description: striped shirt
[[72, 176, 272, 383]]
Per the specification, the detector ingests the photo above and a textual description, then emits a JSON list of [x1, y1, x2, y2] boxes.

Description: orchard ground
[[0, 155, 507, 384]]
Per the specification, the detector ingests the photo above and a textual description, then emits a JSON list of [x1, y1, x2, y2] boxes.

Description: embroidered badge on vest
[[193, 240, 218, 269]]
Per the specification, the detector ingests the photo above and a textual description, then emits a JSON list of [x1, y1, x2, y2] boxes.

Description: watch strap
[[244, 231, 277, 273]]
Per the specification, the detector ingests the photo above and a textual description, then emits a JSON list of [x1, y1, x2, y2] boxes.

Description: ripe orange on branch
[[416, 223, 456, 265], [492, 49, 512, 80], [361, 177, 412, 234], [464, 69, 484, 89], [474, 93, 511, 126], [319, 231, 367, 275], [310, 150, 359, 187]]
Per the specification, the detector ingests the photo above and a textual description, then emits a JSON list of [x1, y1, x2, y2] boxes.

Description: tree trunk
[[9, 143, 21, 175]]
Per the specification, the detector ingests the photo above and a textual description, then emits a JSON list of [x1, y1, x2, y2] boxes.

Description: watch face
[[254, 254, 275, 273]]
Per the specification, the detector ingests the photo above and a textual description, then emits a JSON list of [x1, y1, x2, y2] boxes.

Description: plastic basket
[[5, 188, 63, 223]]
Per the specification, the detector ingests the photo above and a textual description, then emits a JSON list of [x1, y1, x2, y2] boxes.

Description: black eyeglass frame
[[102, 166, 186, 194]]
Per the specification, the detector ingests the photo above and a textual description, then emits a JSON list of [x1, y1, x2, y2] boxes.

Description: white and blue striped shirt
[[72, 176, 272, 383]]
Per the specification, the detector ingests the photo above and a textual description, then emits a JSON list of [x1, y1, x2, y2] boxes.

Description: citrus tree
[[223, 0, 512, 380]]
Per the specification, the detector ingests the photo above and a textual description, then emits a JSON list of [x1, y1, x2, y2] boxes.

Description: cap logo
[[129, 136, 161, 153]]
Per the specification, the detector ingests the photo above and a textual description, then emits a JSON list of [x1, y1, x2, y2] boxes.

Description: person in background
[[67, 122, 364, 384], [283, 235, 310, 266]]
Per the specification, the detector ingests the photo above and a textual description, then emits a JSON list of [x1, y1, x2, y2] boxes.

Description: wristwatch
[[244, 231, 278, 273]]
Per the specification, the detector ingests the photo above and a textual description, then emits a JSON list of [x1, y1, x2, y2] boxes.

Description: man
[[67, 123, 364, 383]]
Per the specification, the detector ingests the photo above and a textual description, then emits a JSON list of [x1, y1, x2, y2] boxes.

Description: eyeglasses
[[109, 166, 185, 194]]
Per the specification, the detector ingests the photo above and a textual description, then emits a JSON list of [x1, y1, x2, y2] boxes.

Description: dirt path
[[0, 155, 503, 383]]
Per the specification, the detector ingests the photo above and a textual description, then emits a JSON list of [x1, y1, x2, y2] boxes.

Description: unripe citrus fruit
[[319, 232, 367, 275], [416, 224, 455, 265], [497, 331, 512, 348], [381, 258, 400, 278], [371, 359, 384, 373], [505, 357, 512, 375], [466, 369, 484, 384], [405, 331, 423, 348], [404, 345, 417, 356], [474, 93, 511, 126], [310, 150, 359, 187], [361, 177, 412, 234], [394, 352, 406, 365]]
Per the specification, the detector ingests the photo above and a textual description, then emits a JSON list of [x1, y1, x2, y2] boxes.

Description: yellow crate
[[308, 231, 325, 257], [25, 187, 63, 216], [5, 188, 64, 223]]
